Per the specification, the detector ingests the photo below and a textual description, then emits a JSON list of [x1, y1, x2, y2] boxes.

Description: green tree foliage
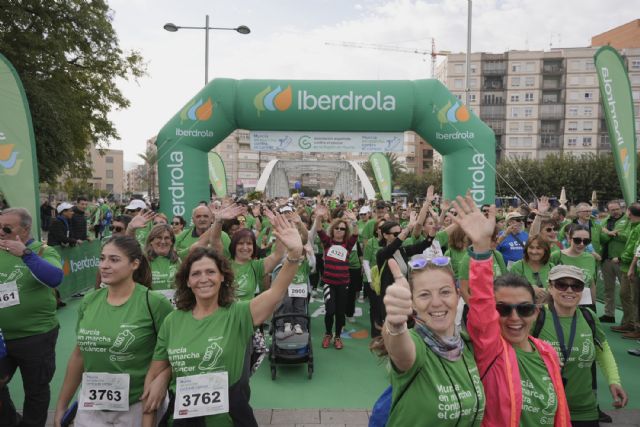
[[396, 166, 442, 200], [0, 0, 145, 183]]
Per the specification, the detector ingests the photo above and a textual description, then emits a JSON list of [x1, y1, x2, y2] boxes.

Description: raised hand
[[425, 185, 435, 205], [128, 210, 155, 230], [271, 213, 303, 256], [315, 204, 329, 219], [383, 259, 412, 327], [536, 196, 550, 214], [450, 193, 495, 252], [343, 210, 356, 222], [214, 204, 244, 221], [408, 211, 418, 229]]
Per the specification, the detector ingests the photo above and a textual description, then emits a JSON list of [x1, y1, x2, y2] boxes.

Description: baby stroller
[[269, 263, 314, 380]]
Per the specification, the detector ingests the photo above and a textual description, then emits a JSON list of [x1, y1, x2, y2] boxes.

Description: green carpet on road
[[7, 296, 640, 413]]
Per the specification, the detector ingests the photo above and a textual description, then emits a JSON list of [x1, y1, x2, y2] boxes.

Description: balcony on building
[[480, 105, 506, 120], [484, 119, 505, 135], [542, 77, 563, 90], [482, 61, 507, 76], [540, 134, 562, 149], [539, 104, 564, 120], [483, 76, 505, 91], [542, 60, 564, 74], [598, 133, 611, 149]]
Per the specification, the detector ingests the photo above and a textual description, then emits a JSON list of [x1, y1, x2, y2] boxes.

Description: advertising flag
[[207, 151, 227, 197], [0, 54, 40, 237], [595, 46, 637, 205], [369, 153, 392, 201]]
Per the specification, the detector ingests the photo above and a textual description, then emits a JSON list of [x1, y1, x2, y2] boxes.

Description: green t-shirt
[[361, 218, 378, 241], [0, 241, 61, 340], [458, 250, 506, 280], [175, 227, 231, 259], [516, 344, 558, 427], [508, 260, 553, 288], [76, 285, 173, 403], [153, 302, 254, 427], [436, 229, 449, 252], [244, 214, 256, 231], [150, 256, 180, 290], [348, 240, 361, 268], [231, 259, 266, 301], [549, 251, 596, 286], [388, 331, 484, 426], [292, 260, 311, 286], [135, 221, 153, 248], [444, 247, 466, 279], [537, 307, 605, 421]]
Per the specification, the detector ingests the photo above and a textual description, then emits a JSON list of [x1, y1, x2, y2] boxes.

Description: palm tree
[[138, 147, 158, 199]]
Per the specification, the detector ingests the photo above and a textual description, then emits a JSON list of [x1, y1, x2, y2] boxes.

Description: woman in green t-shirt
[[54, 236, 173, 426], [145, 224, 180, 303], [145, 213, 304, 426], [372, 255, 485, 426], [535, 265, 628, 425], [550, 224, 597, 309], [508, 235, 553, 303], [444, 225, 468, 279]]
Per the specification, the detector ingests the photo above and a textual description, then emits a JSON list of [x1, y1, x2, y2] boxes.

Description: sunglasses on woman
[[495, 302, 538, 317], [544, 226, 559, 232], [572, 237, 591, 246], [552, 280, 585, 292], [172, 222, 181, 226], [335, 227, 347, 231], [408, 255, 451, 270]]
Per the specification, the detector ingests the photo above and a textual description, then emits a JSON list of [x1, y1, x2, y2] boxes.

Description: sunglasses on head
[[552, 280, 585, 292], [408, 255, 451, 270], [544, 226, 559, 232], [110, 225, 124, 233], [495, 302, 538, 317], [572, 237, 591, 246]]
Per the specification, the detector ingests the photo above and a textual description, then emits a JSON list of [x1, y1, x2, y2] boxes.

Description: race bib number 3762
[[174, 371, 229, 419], [79, 372, 130, 411]]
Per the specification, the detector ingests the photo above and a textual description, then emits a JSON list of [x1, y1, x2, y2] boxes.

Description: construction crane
[[325, 38, 450, 78]]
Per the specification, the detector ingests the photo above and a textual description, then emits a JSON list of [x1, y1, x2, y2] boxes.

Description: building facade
[[88, 146, 125, 199]]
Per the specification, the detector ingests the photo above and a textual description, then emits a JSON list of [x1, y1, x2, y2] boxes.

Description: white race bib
[[288, 283, 308, 298], [79, 372, 130, 411], [0, 281, 20, 309], [326, 245, 348, 262], [155, 289, 176, 306], [174, 372, 229, 419]]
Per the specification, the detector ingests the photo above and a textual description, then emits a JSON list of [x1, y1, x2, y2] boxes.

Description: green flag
[[369, 153, 392, 201], [595, 46, 637, 205], [0, 54, 40, 238], [208, 151, 227, 197]]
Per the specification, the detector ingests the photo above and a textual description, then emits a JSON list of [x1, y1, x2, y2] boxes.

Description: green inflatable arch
[[156, 79, 495, 217]]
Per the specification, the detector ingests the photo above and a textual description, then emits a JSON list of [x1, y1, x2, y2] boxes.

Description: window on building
[[509, 136, 520, 147], [522, 136, 533, 147], [454, 79, 463, 89], [568, 137, 577, 146], [471, 64, 477, 74], [511, 63, 521, 72], [511, 107, 520, 118], [525, 92, 534, 102], [106, 184, 114, 192], [469, 94, 476, 103], [569, 92, 578, 101], [509, 122, 520, 132], [454, 64, 464, 73], [525, 62, 535, 72], [583, 121, 593, 131], [583, 137, 592, 146], [525, 76, 535, 87], [512, 77, 521, 87], [583, 106, 593, 116], [470, 78, 478, 88], [524, 107, 533, 117], [106, 156, 114, 164], [633, 91, 640, 102], [568, 121, 578, 131], [584, 91, 593, 100], [106, 170, 113, 179], [510, 94, 520, 102], [584, 60, 595, 71], [631, 75, 640, 85], [523, 122, 533, 132], [568, 107, 578, 116], [455, 94, 462, 100], [631, 60, 640, 70]]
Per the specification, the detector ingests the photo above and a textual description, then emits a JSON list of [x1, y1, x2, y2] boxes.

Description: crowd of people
[[0, 189, 638, 426]]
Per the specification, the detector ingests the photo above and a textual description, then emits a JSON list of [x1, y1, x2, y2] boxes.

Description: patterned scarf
[[414, 318, 464, 362]]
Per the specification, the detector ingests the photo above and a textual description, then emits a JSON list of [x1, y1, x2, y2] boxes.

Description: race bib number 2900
[[174, 371, 229, 419], [79, 372, 130, 411]]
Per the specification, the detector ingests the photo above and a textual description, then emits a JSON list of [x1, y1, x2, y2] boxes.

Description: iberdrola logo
[[254, 85, 293, 117], [180, 97, 214, 122], [0, 143, 21, 176], [620, 147, 630, 175], [437, 100, 470, 128]]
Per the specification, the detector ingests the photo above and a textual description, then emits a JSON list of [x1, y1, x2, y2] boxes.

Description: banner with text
[[595, 46, 637, 205], [369, 153, 392, 201], [250, 131, 404, 153], [207, 151, 227, 197], [56, 240, 101, 300]]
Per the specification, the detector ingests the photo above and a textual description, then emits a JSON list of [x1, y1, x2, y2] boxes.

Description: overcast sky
[[107, 0, 637, 166]]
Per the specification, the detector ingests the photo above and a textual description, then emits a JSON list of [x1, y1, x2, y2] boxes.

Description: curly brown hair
[[328, 218, 351, 242], [174, 247, 236, 311]]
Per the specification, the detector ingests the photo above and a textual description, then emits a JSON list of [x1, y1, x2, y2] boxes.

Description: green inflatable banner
[[208, 151, 227, 197], [0, 54, 40, 238], [156, 79, 495, 217], [595, 46, 637, 205], [369, 153, 392, 201], [56, 240, 101, 300]]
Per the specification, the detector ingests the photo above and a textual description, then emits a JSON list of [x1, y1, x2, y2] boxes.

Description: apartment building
[[88, 146, 125, 199]]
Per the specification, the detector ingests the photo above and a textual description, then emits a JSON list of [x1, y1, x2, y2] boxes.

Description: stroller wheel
[[271, 365, 277, 380]]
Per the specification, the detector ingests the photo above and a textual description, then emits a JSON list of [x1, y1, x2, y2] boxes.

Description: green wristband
[[468, 248, 492, 260]]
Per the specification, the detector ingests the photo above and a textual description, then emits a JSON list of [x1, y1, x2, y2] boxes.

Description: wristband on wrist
[[286, 254, 305, 264], [385, 321, 408, 336], [468, 248, 493, 260]]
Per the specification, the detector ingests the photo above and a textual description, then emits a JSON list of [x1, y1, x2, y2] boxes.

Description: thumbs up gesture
[[383, 259, 413, 327]]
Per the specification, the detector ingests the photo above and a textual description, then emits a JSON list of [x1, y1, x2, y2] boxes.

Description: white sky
[[107, 0, 637, 166]]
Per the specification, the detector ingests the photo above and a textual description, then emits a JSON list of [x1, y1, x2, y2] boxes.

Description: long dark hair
[[102, 235, 152, 288], [173, 246, 235, 311], [494, 273, 535, 301], [379, 221, 399, 247]]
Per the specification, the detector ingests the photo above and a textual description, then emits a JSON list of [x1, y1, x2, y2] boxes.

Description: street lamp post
[[164, 14, 250, 85]]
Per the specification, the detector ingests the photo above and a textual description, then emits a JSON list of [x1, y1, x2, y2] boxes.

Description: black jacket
[[48, 216, 77, 247], [70, 207, 88, 240]]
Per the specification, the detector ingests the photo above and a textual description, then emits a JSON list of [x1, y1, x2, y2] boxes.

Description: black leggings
[[346, 268, 363, 317], [324, 284, 348, 336]]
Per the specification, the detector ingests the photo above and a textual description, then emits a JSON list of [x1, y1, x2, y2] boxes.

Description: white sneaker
[[284, 323, 292, 333], [346, 316, 356, 323], [293, 324, 303, 334]]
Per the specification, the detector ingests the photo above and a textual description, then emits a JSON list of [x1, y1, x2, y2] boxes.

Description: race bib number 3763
[[174, 371, 229, 419], [79, 372, 130, 411]]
